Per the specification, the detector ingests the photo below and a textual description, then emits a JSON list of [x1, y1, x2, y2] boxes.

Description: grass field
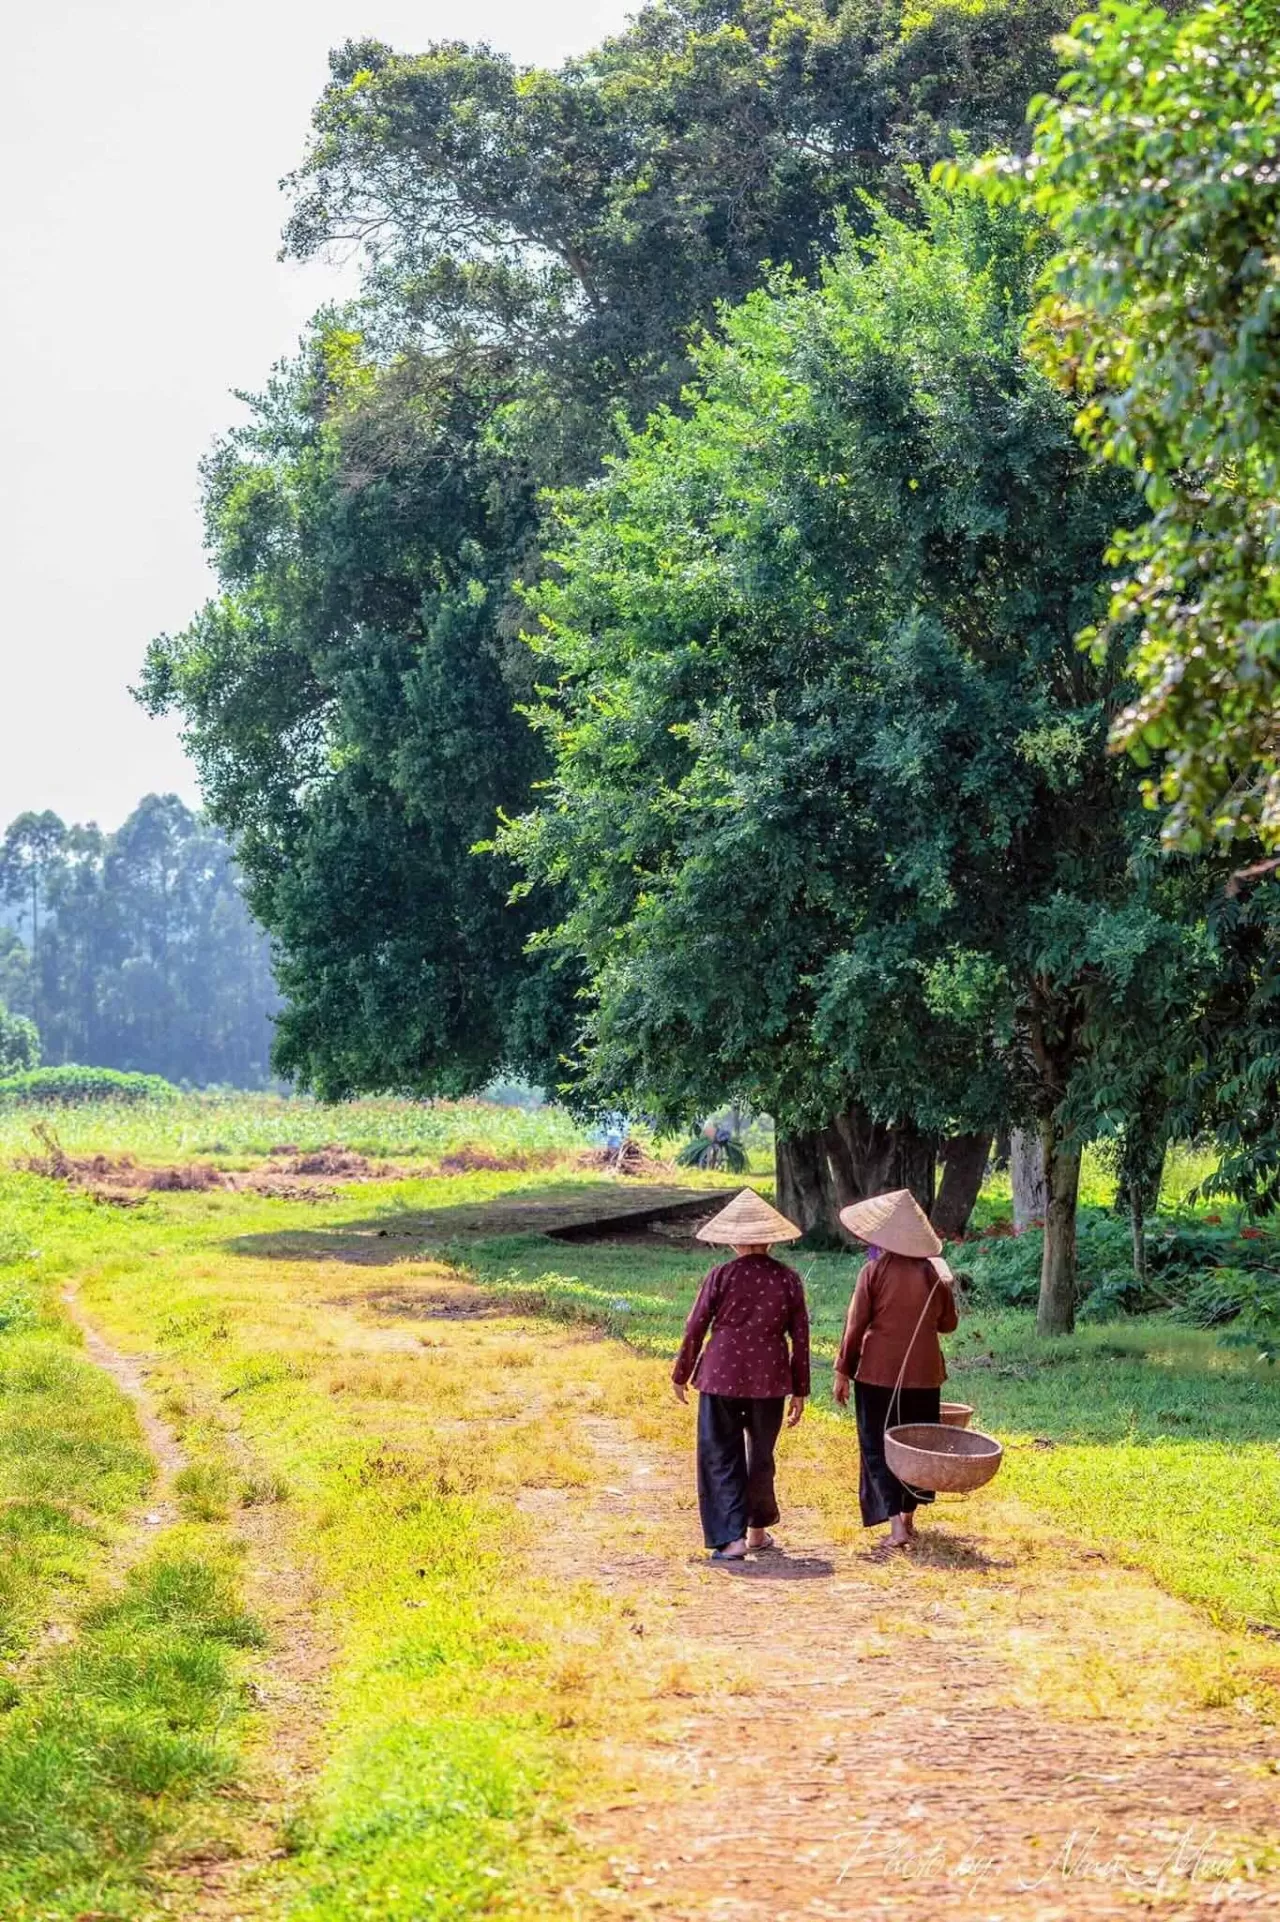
[[0, 1094, 1276, 1913], [0, 1174, 264, 1919], [0, 1158, 702, 1916]]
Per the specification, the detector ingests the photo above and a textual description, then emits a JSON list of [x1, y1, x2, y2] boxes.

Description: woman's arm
[[833, 1261, 875, 1392], [934, 1267, 959, 1335], [672, 1267, 720, 1395], [788, 1278, 811, 1399]]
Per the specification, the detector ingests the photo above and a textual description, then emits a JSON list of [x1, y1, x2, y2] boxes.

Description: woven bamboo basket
[[884, 1422, 1002, 1494], [939, 1402, 974, 1429]]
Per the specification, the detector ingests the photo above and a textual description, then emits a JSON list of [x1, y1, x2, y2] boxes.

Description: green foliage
[[0, 812, 66, 977], [968, 0, 1280, 849], [675, 1136, 750, 1173], [0, 931, 29, 1024], [143, 0, 1082, 1100], [0, 1003, 39, 1078], [0, 1065, 180, 1107], [959, 1209, 1280, 1345], [504, 185, 1170, 1166]]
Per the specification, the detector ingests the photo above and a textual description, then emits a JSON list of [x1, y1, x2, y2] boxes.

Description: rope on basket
[[886, 1274, 943, 1502]]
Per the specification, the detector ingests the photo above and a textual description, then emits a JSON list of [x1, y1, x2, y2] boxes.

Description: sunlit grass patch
[[290, 1718, 547, 1922], [174, 1460, 236, 1522], [0, 1538, 261, 1919], [0, 1186, 153, 1656], [35, 1196, 680, 1917]]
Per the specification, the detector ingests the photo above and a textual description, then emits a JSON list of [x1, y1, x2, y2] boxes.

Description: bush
[[675, 1135, 749, 1173], [0, 1066, 179, 1108], [0, 1006, 39, 1078], [957, 1208, 1280, 1351]]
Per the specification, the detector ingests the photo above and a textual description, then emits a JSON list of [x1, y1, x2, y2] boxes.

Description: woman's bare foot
[[712, 1538, 749, 1560], [888, 1517, 911, 1548], [746, 1527, 776, 1551], [902, 1511, 917, 1540]]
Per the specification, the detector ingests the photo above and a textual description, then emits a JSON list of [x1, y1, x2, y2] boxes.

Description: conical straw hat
[[696, 1188, 802, 1245], [838, 1188, 941, 1258]]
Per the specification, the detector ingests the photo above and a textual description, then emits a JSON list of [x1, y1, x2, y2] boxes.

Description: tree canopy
[[0, 1003, 38, 1079], [501, 186, 1217, 1326], [142, 0, 1084, 1099], [970, 0, 1280, 851]]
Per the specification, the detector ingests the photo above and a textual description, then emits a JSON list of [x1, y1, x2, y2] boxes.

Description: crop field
[[0, 1089, 591, 1167]]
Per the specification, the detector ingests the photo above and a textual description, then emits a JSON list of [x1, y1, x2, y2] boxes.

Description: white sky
[[0, 0, 633, 833]]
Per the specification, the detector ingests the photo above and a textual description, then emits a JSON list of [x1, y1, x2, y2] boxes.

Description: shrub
[[957, 1208, 1280, 1351], [675, 1135, 749, 1173], [0, 1006, 39, 1078], [0, 1066, 179, 1107]]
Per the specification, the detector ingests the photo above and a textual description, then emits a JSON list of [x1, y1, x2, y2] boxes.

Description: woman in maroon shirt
[[673, 1189, 810, 1560], [832, 1189, 958, 1549]]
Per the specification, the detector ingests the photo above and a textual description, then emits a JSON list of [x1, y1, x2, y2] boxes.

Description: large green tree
[[970, 0, 1280, 851], [501, 187, 1210, 1331], [143, 0, 1083, 1099]]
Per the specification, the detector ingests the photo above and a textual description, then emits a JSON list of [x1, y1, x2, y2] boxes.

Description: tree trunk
[[1011, 1127, 1048, 1232], [1037, 1117, 1081, 1336], [1116, 1119, 1166, 1288], [776, 1109, 936, 1244], [1130, 1195, 1148, 1293], [931, 1130, 993, 1240], [775, 1128, 837, 1241]]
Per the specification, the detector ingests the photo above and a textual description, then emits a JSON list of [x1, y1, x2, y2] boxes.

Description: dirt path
[[516, 1416, 1280, 1921], [56, 1283, 188, 1608]]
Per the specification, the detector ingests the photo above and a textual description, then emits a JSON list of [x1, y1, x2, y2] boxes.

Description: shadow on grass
[[222, 1180, 718, 1267], [901, 1533, 1016, 1573]]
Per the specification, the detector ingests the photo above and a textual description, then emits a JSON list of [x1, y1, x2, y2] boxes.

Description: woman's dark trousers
[[696, 1393, 786, 1550], [854, 1382, 941, 1526]]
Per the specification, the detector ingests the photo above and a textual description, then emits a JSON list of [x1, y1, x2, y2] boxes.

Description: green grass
[[0, 1177, 153, 1652], [0, 1543, 261, 1920], [4, 1168, 630, 1919], [0, 1108, 1276, 1915], [968, 1138, 1220, 1217], [0, 1174, 263, 1918]]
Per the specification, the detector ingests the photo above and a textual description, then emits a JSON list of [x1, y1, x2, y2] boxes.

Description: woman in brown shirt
[[673, 1189, 809, 1560], [832, 1189, 957, 1548]]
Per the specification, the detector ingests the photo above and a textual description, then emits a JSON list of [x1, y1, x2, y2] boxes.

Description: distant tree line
[[0, 795, 279, 1088]]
